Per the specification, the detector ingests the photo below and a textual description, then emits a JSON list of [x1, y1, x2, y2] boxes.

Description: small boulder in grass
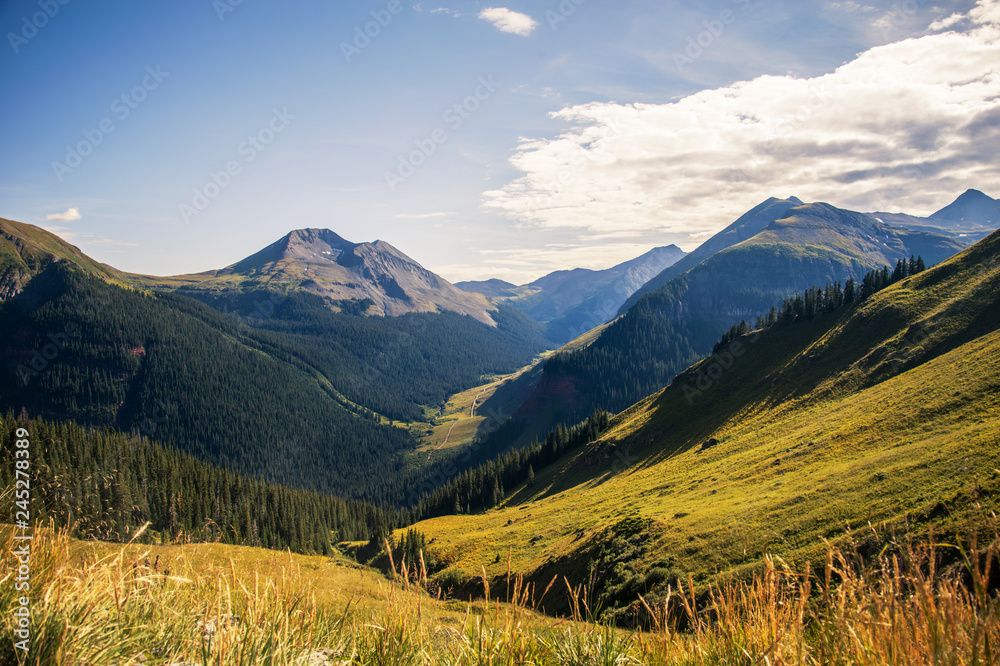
[[292, 649, 352, 666], [700, 438, 719, 451]]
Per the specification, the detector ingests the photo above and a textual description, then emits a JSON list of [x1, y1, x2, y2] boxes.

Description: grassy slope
[[0, 217, 126, 287], [404, 230, 1000, 604], [7, 526, 618, 663]]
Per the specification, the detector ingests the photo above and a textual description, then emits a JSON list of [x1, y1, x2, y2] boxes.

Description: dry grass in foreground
[[1, 522, 998, 665]]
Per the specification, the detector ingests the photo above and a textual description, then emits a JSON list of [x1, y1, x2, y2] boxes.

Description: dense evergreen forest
[[538, 257, 930, 428], [177, 287, 549, 422], [713, 257, 927, 352], [0, 264, 545, 501], [541, 272, 708, 422], [0, 405, 613, 558], [406, 409, 611, 520], [0, 413, 398, 554]]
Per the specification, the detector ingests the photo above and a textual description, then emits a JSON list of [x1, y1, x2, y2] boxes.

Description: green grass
[[402, 230, 1000, 618], [4, 519, 998, 664], [0, 217, 128, 287]]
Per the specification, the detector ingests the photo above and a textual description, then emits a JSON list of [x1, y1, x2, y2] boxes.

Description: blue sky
[[1, 0, 996, 283]]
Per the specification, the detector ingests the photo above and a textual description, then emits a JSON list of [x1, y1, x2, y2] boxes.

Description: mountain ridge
[[136, 227, 499, 326], [403, 226, 1000, 621], [459, 244, 686, 343], [496, 197, 972, 439], [617, 197, 804, 315]]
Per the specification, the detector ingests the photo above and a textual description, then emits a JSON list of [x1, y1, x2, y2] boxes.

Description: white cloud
[[483, 0, 1000, 237], [478, 7, 538, 36], [45, 207, 81, 222], [827, 1, 876, 13], [929, 12, 967, 31]]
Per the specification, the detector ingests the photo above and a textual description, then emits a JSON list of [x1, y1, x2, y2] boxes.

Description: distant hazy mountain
[[456, 278, 521, 300], [930, 188, 1000, 225], [137, 228, 497, 326], [618, 197, 803, 316], [459, 245, 686, 343], [871, 189, 999, 244], [502, 197, 970, 435]]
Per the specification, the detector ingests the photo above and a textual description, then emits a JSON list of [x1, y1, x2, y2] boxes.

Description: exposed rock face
[[209, 228, 497, 325]]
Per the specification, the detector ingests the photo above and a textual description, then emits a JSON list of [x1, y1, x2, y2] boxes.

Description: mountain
[[0, 217, 126, 299], [405, 226, 1000, 621], [930, 188, 1000, 225], [0, 219, 549, 501], [137, 228, 498, 326], [455, 278, 521, 299], [459, 245, 686, 344], [617, 197, 803, 315], [500, 199, 969, 436], [870, 189, 1000, 246]]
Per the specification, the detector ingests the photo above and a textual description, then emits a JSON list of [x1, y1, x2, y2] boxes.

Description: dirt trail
[[469, 389, 485, 417], [426, 389, 487, 462]]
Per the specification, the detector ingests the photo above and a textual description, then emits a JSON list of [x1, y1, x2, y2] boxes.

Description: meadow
[[2, 519, 998, 665]]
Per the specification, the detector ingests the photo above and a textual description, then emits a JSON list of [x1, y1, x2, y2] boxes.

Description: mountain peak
[[931, 189, 999, 224], [213, 228, 497, 325], [286, 227, 354, 247]]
